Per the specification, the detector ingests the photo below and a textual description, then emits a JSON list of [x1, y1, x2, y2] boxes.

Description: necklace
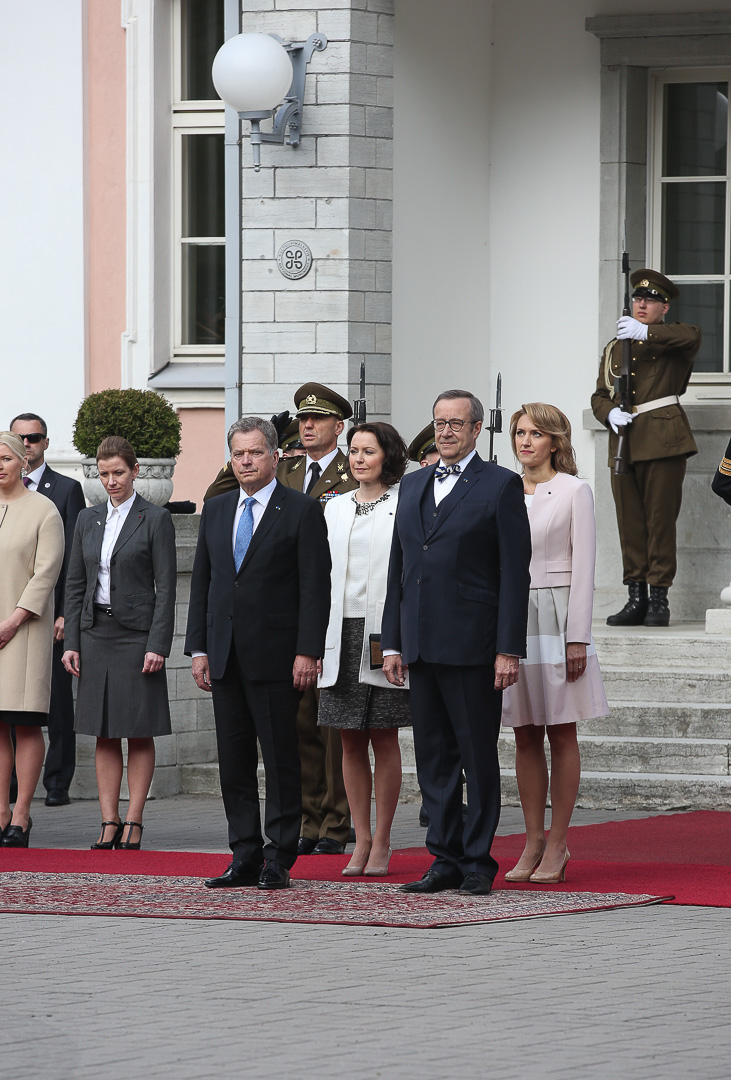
[[352, 490, 390, 516]]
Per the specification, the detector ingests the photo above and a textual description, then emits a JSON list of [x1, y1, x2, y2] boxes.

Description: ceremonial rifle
[[613, 246, 632, 476], [488, 372, 503, 464], [352, 359, 367, 426]]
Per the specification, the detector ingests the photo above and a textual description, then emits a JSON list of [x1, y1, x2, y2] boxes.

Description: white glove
[[608, 407, 634, 434], [617, 315, 648, 341]]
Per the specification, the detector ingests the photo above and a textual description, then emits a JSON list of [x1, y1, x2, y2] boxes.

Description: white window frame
[[171, 0, 225, 362], [649, 67, 731, 382]]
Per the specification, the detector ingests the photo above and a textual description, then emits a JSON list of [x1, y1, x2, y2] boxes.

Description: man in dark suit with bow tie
[[382, 390, 531, 896], [185, 416, 331, 889], [10, 412, 86, 806]]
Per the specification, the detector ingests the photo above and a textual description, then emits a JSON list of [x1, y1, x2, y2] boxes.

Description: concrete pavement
[[2, 796, 729, 1080]]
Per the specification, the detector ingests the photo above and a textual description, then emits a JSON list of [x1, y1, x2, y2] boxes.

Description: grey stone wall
[[240, 1, 394, 423]]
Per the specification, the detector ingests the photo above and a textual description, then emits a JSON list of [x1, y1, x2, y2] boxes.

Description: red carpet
[[1, 812, 729, 907]]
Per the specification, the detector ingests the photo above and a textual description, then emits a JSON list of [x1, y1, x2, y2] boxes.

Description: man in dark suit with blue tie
[[11, 412, 86, 806], [185, 416, 331, 890], [382, 390, 531, 895]]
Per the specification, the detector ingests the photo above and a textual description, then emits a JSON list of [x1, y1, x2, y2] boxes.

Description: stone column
[[240, 0, 393, 422]]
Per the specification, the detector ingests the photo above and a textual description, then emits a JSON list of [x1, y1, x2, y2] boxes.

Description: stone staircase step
[[580, 702, 731, 740], [593, 625, 731, 667], [600, 667, 731, 703], [499, 770, 731, 812], [498, 733, 730, 776]]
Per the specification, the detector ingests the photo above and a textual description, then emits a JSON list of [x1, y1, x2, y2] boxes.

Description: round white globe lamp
[[212, 33, 293, 114], [212, 33, 294, 170]]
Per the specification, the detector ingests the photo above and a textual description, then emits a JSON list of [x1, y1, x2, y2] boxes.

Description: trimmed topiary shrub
[[73, 389, 182, 459]]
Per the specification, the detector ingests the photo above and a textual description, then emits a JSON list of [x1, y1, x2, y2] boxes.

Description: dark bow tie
[[435, 463, 461, 482]]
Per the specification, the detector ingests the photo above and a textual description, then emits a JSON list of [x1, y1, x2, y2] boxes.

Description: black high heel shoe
[[117, 821, 144, 850], [1, 817, 33, 848], [90, 821, 124, 850]]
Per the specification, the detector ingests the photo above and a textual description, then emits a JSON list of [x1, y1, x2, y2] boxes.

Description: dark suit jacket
[[712, 435, 731, 505], [381, 454, 531, 666], [63, 494, 177, 656], [34, 464, 86, 618], [184, 480, 331, 682]]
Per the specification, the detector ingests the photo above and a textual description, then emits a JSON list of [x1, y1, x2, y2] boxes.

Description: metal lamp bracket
[[239, 33, 327, 170]]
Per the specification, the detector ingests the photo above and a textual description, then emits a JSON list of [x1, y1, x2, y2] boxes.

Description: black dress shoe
[[204, 861, 262, 888], [257, 861, 291, 890], [1, 817, 33, 848], [459, 873, 493, 896], [297, 836, 317, 856], [399, 868, 462, 893], [45, 789, 71, 807], [312, 838, 345, 855]]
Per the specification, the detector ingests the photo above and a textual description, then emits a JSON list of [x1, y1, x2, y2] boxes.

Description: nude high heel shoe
[[364, 848, 392, 876], [342, 842, 372, 876], [530, 850, 570, 884], [504, 854, 544, 883]]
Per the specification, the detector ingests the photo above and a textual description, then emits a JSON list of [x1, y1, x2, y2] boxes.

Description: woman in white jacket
[[319, 422, 410, 877]]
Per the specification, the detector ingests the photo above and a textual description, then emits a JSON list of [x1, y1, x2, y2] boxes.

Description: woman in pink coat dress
[[502, 404, 608, 883]]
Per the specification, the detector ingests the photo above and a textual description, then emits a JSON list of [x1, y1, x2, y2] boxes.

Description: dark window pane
[[663, 182, 725, 275], [181, 0, 224, 101], [664, 82, 728, 177], [183, 245, 225, 345], [671, 282, 723, 372], [183, 134, 224, 237]]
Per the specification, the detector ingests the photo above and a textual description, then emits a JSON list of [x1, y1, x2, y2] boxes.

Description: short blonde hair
[[0, 432, 27, 464], [509, 404, 578, 476]]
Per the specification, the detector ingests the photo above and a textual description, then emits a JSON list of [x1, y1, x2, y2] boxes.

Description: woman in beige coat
[[0, 432, 64, 847]]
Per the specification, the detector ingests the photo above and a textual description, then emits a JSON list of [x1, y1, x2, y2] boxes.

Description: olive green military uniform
[[278, 445, 358, 847], [591, 320, 701, 587]]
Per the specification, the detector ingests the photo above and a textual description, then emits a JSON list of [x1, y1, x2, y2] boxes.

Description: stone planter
[[82, 458, 176, 506]]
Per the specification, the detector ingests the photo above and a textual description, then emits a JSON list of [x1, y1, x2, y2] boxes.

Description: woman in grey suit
[[62, 437, 176, 850]]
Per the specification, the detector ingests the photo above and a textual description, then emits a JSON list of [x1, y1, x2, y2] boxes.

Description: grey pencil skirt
[[73, 608, 172, 739], [318, 618, 411, 731]]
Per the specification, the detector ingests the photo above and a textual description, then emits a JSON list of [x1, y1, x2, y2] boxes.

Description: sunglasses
[[19, 432, 45, 443]]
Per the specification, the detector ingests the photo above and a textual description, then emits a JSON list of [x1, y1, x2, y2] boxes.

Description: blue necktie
[[435, 463, 461, 482], [234, 497, 255, 572]]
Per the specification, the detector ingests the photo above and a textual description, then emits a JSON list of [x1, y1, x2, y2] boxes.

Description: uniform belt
[[93, 604, 114, 616], [631, 395, 680, 415]]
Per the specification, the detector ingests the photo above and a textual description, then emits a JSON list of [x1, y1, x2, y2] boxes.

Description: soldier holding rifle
[[591, 268, 701, 627]]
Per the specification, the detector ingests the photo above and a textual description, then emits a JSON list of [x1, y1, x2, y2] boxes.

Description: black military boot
[[606, 582, 648, 626], [644, 585, 670, 627]]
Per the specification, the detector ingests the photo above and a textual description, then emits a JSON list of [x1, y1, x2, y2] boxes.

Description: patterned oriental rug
[[0, 871, 667, 928]]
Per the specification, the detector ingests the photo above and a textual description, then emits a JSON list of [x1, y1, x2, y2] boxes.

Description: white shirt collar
[[306, 447, 338, 475], [237, 476, 277, 509], [438, 448, 477, 471], [106, 491, 137, 520], [26, 462, 46, 486]]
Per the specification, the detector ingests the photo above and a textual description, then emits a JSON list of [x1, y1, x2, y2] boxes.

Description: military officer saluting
[[591, 268, 701, 627]]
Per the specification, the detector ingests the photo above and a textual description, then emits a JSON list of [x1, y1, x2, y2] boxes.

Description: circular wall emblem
[[276, 240, 313, 280]]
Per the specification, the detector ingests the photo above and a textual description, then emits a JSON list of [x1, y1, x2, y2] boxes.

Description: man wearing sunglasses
[[10, 413, 86, 806], [591, 269, 701, 627]]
